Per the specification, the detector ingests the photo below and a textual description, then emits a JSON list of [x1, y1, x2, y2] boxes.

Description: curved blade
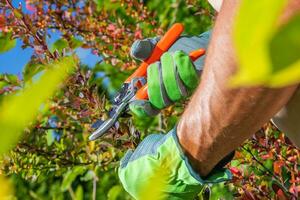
[[89, 117, 117, 140], [89, 77, 143, 141], [89, 100, 129, 141], [91, 119, 104, 129]]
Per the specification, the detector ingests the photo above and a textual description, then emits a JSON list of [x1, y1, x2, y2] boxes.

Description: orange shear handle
[[125, 23, 184, 83], [135, 48, 206, 100]]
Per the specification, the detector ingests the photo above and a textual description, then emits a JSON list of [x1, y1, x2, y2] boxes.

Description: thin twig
[[93, 173, 98, 200], [34, 125, 81, 132], [68, 187, 76, 200], [249, 138, 300, 167], [241, 146, 294, 197], [5, 0, 55, 60], [15, 143, 93, 166]]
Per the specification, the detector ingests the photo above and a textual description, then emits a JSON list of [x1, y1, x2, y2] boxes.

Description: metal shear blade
[[89, 78, 144, 141]]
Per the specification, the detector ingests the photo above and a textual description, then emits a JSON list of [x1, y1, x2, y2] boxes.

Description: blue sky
[[0, 0, 101, 76]]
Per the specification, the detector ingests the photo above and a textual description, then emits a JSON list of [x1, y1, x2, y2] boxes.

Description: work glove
[[129, 31, 211, 117], [118, 128, 232, 200]]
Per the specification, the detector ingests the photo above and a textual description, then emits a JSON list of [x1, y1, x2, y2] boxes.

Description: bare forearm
[[177, 0, 300, 176]]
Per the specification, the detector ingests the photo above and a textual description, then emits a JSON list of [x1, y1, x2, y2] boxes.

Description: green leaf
[[13, 10, 23, 19], [264, 159, 274, 172], [46, 130, 55, 146], [4, 74, 19, 85], [231, 0, 288, 86], [230, 159, 240, 167], [107, 185, 122, 200], [0, 81, 8, 90], [23, 61, 45, 82], [51, 38, 68, 53], [70, 37, 83, 49], [61, 166, 86, 191], [93, 0, 120, 11], [75, 185, 83, 200], [0, 74, 19, 89], [0, 33, 16, 53], [267, 14, 300, 86], [0, 57, 76, 154]]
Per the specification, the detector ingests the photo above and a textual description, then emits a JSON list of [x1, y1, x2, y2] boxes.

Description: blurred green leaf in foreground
[[232, 0, 300, 87], [0, 0, 298, 199], [0, 57, 76, 154]]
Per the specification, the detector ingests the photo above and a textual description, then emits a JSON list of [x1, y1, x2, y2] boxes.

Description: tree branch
[[241, 146, 294, 198], [5, 0, 55, 60]]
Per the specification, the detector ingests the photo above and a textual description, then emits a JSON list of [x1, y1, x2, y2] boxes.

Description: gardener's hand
[[118, 128, 232, 200], [129, 31, 211, 117]]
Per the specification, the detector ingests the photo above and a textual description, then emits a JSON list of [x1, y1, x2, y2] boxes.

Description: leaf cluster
[[0, 0, 299, 199]]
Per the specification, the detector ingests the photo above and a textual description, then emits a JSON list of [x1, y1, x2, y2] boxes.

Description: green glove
[[129, 31, 211, 117], [118, 128, 232, 200]]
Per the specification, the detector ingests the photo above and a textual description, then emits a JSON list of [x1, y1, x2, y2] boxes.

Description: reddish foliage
[[107, 24, 116, 32], [261, 152, 273, 160], [0, 1, 298, 199], [230, 166, 241, 176], [229, 124, 300, 199], [274, 160, 285, 175], [242, 191, 257, 200], [272, 182, 289, 199], [0, 14, 5, 30], [134, 29, 143, 39]]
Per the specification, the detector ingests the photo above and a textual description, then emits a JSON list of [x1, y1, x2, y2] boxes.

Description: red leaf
[[261, 152, 273, 160], [0, 15, 5, 30], [290, 172, 296, 184], [134, 30, 143, 39], [272, 182, 289, 200], [273, 161, 284, 175], [242, 190, 256, 200], [107, 24, 116, 31], [277, 189, 288, 200], [122, 141, 134, 148], [92, 49, 98, 55], [287, 155, 297, 162], [259, 138, 267, 147], [229, 167, 241, 176], [80, 110, 93, 118], [289, 184, 299, 197]]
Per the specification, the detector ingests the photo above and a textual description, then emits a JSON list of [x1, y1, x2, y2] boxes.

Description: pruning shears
[[89, 23, 205, 141]]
